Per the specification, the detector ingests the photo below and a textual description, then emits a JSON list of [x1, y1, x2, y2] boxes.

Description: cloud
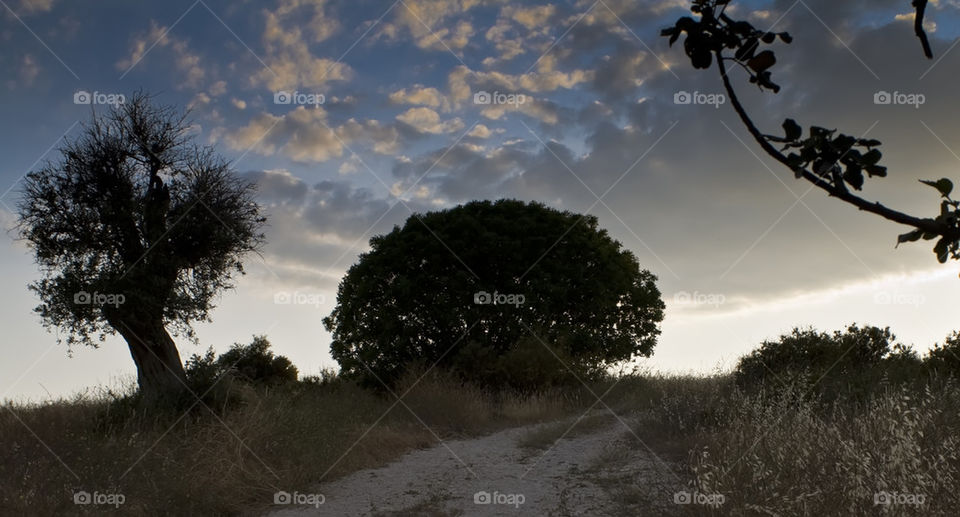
[[244, 168, 309, 204], [17, 0, 54, 14], [223, 107, 343, 162], [479, 96, 565, 126], [591, 46, 657, 101], [388, 85, 449, 110], [395, 107, 465, 134], [504, 4, 556, 31], [467, 123, 497, 138], [236, 169, 448, 290], [379, 0, 481, 51], [209, 80, 227, 96], [483, 18, 526, 63], [894, 11, 936, 32], [254, 0, 352, 91], [443, 60, 592, 112], [337, 118, 403, 154], [221, 108, 406, 162], [481, 4, 560, 65], [116, 22, 205, 88], [13, 54, 39, 88]]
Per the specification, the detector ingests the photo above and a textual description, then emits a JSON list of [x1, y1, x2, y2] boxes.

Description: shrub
[[185, 335, 298, 394], [925, 331, 960, 375], [734, 324, 917, 396]]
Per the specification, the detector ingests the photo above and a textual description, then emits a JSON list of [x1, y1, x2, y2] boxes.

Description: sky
[[1, 0, 959, 401]]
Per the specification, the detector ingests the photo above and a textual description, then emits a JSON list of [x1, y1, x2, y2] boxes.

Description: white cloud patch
[[378, 0, 480, 51], [223, 107, 343, 162], [895, 11, 936, 32], [396, 107, 465, 134], [254, 0, 352, 91], [504, 4, 556, 31], [466, 123, 497, 138], [389, 85, 449, 110], [221, 108, 404, 162]]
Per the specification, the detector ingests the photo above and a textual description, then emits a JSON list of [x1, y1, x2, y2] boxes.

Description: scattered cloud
[[17, 0, 55, 14], [389, 85, 449, 110], [254, 0, 352, 91], [116, 22, 206, 88], [396, 107, 465, 134]]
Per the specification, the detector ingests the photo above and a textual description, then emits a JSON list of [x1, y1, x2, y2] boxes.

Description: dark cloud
[[243, 169, 309, 203]]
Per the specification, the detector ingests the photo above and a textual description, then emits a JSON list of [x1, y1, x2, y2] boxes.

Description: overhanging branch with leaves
[[662, 0, 960, 262]]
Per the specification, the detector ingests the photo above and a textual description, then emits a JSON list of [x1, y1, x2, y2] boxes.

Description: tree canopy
[[324, 199, 665, 387]]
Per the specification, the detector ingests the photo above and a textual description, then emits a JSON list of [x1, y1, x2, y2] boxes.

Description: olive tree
[[17, 92, 265, 403]]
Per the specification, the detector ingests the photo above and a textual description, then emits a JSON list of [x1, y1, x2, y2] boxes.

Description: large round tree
[[324, 199, 665, 387]]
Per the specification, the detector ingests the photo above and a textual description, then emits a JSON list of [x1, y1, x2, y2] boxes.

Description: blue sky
[[2, 0, 960, 400]]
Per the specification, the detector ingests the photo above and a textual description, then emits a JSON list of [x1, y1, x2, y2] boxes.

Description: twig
[[913, 0, 934, 59]]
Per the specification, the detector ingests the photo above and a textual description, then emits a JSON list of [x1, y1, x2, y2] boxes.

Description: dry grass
[[0, 370, 585, 515], [4, 369, 958, 516], [681, 382, 960, 515], [614, 374, 960, 516]]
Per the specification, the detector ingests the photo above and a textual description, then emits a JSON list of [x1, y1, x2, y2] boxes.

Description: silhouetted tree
[[17, 92, 266, 404], [734, 324, 899, 388], [324, 199, 665, 387], [663, 0, 960, 262], [185, 335, 298, 389]]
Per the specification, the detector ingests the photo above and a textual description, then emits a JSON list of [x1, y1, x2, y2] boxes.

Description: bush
[[925, 331, 960, 374], [734, 324, 922, 397], [185, 335, 298, 395]]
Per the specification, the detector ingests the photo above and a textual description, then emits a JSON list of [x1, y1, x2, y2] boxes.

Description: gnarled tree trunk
[[113, 317, 188, 404]]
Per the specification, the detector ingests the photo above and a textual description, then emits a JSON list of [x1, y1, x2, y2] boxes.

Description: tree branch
[[714, 49, 953, 239], [913, 0, 934, 59]]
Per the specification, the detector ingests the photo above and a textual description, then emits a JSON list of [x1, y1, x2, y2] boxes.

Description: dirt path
[[267, 412, 682, 516]]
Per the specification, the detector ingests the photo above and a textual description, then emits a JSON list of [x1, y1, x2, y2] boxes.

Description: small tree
[[17, 92, 265, 403], [323, 199, 665, 387], [663, 0, 960, 262]]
